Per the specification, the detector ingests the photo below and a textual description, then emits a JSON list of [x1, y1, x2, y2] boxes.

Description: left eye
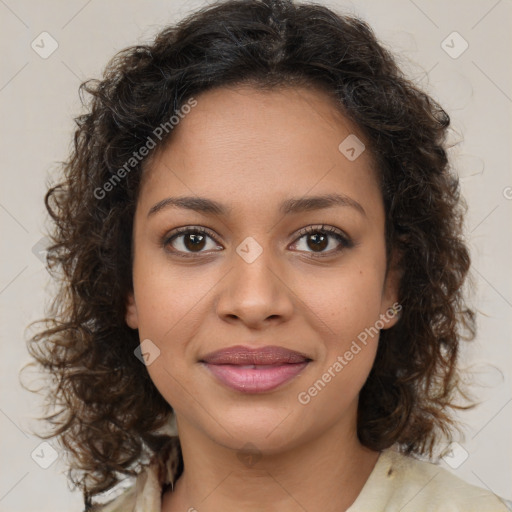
[[290, 225, 352, 256]]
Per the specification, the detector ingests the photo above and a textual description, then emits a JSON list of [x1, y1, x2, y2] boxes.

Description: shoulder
[[349, 447, 511, 512], [86, 460, 163, 512], [86, 436, 182, 512], [87, 488, 136, 512]]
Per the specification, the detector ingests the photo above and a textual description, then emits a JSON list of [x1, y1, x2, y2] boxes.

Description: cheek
[[295, 268, 383, 420], [298, 263, 385, 342], [131, 249, 207, 342]]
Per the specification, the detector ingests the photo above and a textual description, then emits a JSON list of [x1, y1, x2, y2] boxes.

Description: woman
[[28, 0, 509, 510]]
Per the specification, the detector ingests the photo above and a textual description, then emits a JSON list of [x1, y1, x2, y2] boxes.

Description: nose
[[215, 241, 294, 329]]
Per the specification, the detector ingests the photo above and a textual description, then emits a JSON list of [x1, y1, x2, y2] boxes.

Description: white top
[[92, 445, 510, 511]]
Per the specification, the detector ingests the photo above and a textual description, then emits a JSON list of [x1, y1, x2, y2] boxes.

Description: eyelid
[[292, 224, 352, 246], [167, 225, 220, 242], [289, 224, 354, 257]]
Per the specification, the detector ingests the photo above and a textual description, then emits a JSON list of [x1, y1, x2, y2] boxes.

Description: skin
[[125, 84, 400, 512]]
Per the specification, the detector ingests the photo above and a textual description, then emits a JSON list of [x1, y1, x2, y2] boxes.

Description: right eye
[[162, 226, 224, 257]]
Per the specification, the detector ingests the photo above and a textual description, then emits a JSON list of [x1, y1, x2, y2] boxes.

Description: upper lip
[[200, 345, 311, 365]]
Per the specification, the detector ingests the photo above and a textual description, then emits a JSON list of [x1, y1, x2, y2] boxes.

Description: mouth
[[199, 345, 312, 393]]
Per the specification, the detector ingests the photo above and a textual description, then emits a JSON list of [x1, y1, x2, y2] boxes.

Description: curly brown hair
[[26, 0, 476, 505]]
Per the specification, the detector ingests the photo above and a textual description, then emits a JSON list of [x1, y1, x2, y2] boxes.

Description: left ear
[[379, 249, 403, 330], [125, 291, 139, 330]]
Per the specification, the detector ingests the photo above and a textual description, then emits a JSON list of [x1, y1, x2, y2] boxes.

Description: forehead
[[138, 84, 382, 222], [163, 84, 367, 158]]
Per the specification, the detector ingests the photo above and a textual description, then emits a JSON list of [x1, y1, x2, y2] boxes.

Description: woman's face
[[126, 85, 400, 454]]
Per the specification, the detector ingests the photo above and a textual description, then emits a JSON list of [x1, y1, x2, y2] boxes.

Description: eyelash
[[162, 224, 353, 259]]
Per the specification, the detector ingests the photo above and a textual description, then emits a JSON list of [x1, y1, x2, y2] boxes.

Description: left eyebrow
[[146, 193, 366, 218], [279, 193, 366, 217]]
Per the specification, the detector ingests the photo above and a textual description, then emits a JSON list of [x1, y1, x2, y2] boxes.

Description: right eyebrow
[[147, 196, 230, 218]]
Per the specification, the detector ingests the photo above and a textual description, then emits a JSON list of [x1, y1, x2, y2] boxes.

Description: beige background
[[1, 0, 511, 510]]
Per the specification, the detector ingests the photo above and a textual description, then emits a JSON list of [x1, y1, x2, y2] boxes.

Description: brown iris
[[184, 233, 206, 252], [307, 232, 328, 252]]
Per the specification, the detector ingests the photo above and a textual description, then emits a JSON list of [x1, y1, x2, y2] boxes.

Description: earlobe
[[380, 252, 403, 330], [381, 299, 402, 330], [125, 292, 139, 329]]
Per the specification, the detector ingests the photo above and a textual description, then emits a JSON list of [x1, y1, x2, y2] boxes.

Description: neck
[[162, 415, 380, 512]]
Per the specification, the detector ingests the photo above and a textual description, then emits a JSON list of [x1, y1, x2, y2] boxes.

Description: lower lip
[[202, 362, 310, 393]]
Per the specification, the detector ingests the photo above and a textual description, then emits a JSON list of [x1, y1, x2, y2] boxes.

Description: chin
[[205, 406, 309, 452]]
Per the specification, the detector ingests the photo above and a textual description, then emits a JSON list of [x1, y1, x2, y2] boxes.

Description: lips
[[200, 345, 312, 393], [200, 345, 310, 365]]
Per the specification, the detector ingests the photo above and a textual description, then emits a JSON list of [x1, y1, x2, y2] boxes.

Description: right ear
[[125, 292, 139, 329]]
